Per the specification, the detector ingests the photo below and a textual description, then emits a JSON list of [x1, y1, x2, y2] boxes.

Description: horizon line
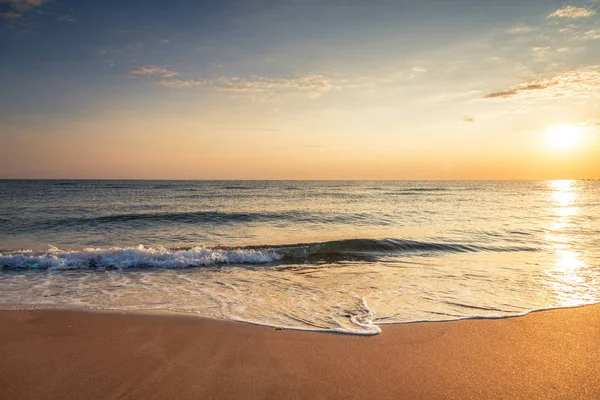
[[0, 178, 597, 182]]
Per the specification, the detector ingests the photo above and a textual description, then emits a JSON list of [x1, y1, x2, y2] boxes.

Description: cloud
[[506, 25, 534, 34], [588, 118, 600, 127], [570, 119, 600, 129], [408, 66, 428, 79], [584, 119, 600, 127], [483, 66, 600, 100], [126, 64, 336, 97], [559, 23, 578, 33], [130, 65, 178, 78], [462, 115, 475, 122], [130, 65, 205, 88], [484, 82, 557, 99], [577, 29, 600, 40], [57, 13, 74, 23], [548, 5, 596, 18], [532, 46, 551, 58], [155, 79, 205, 88], [212, 74, 335, 97], [0, 10, 21, 19], [0, 0, 48, 10], [0, 0, 48, 20]]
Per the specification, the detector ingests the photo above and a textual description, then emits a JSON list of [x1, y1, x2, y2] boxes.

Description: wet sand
[[1, 305, 599, 399]]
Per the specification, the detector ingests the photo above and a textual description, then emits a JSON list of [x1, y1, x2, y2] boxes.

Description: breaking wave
[[0, 238, 537, 271]]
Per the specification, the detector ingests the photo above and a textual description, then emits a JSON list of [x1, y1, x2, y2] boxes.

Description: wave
[[34, 210, 390, 229], [402, 187, 448, 192], [370, 187, 448, 192], [0, 246, 282, 271], [384, 188, 450, 196], [270, 238, 535, 262], [53, 182, 78, 186], [0, 238, 537, 271]]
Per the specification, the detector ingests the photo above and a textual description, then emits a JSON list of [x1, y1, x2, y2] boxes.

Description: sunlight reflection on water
[[544, 180, 597, 306]]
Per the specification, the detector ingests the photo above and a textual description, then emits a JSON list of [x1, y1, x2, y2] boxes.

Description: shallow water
[[1, 180, 598, 334]]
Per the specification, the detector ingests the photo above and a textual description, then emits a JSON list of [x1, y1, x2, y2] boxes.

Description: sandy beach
[[1, 305, 599, 400]]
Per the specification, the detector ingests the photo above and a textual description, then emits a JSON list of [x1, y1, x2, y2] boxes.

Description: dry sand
[[1, 305, 599, 399]]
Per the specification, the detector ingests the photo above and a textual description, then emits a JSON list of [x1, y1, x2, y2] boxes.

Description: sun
[[546, 125, 584, 150]]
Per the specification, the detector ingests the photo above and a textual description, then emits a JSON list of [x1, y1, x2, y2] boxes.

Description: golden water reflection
[[550, 180, 579, 217], [543, 180, 594, 306]]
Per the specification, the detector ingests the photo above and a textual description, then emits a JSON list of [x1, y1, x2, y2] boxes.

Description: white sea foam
[[0, 251, 599, 335], [349, 298, 381, 334], [0, 245, 281, 270]]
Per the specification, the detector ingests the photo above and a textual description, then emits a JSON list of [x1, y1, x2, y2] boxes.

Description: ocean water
[[0, 180, 599, 335]]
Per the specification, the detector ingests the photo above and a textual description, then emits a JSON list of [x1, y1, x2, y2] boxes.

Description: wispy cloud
[[130, 65, 205, 88], [128, 65, 336, 97], [57, 13, 74, 23], [506, 25, 534, 34], [0, 0, 49, 11], [584, 119, 600, 127], [0, 10, 22, 19], [433, 90, 482, 103], [1, 0, 74, 25], [566, 119, 600, 130], [462, 115, 475, 122], [548, 5, 596, 18], [212, 74, 335, 97], [532, 46, 551, 58], [559, 23, 578, 33], [131, 65, 178, 78], [484, 82, 557, 99], [483, 66, 600, 100], [155, 79, 205, 88], [0, 0, 49, 20], [408, 66, 428, 79], [576, 29, 600, 40]]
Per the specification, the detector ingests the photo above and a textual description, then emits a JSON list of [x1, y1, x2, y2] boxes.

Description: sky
[[1, 0, 599, 179]]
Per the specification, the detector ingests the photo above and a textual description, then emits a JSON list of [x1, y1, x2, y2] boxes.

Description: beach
[[3, 0, 600, 396], [1, 305, 598, 399]]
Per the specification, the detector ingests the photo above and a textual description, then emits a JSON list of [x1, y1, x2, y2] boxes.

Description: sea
[[0, 180, 598, 335]]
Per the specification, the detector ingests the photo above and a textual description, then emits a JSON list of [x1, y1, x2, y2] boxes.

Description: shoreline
[[1, 302, 598, 335], [1, 305, 599, 399]]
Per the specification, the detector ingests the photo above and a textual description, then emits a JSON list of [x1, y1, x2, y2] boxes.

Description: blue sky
[[1, 0, 599, 179]]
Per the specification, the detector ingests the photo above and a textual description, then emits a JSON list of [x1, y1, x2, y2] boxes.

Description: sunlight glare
[[549, 180, 579, 217], [546, 125, 584, 150]]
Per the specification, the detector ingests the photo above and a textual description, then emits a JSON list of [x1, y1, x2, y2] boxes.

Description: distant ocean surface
[[1, 180, 599, 334]]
